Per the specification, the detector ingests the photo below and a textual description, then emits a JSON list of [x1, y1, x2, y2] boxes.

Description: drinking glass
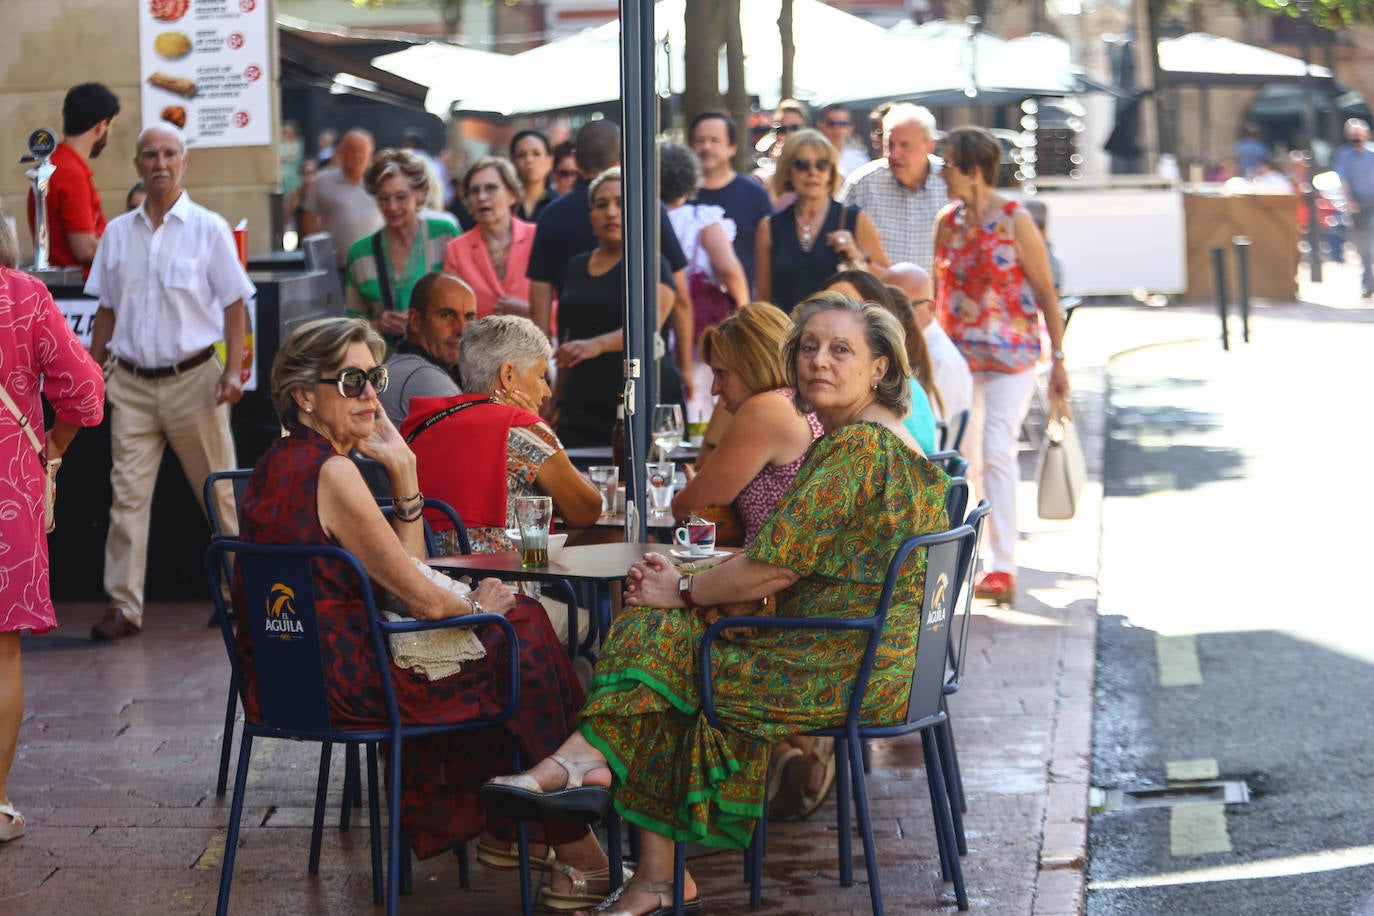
[[587, 465, 619, 518], [514, 495, 553, 568], [646, 461, 675, 518], [651, 403, 684, 461]]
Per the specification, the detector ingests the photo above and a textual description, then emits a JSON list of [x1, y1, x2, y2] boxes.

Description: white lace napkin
[[382, 558, 488, 681]]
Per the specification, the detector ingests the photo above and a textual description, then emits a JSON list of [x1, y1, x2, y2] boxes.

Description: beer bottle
[[611, 394, 626, 470]]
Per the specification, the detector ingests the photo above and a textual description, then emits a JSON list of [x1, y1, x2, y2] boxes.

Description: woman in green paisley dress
[[483, 292, 950, 916]]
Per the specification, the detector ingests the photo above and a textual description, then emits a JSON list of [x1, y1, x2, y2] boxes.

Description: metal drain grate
[[1091, 780, 1250, 813]]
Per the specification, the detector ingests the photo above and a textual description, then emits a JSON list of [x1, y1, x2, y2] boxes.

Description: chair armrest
[[697, 614, 882, 732]]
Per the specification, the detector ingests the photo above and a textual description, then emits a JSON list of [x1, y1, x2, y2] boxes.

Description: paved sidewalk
[[0, 296, 1263, 915]]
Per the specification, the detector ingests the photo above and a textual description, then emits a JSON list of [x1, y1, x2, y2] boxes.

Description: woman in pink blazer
[[444, 156, 536, 319]]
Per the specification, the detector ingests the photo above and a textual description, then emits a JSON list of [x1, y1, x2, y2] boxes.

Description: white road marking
[[1166, 758, 1220, 782], [1170, 803, 1232, 856], [1156, 633, 1202, 687], [1091, 844, 1374, 890]]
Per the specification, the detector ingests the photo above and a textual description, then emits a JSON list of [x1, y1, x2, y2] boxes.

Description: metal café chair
[[205, 540, 535, 916], [681, 522, 980, 914], [938, 408, 970, 453]]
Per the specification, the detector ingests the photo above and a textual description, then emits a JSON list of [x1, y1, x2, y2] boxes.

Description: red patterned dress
[[0, 267, 104, 634], [933, 199, 1042, 373], [234, 426, 587, 858]]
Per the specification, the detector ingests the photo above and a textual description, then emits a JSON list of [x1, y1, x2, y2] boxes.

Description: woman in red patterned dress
[[235, 317, 616, 902], [0, 210, 105, 841], [932, 126, 1069, 605]]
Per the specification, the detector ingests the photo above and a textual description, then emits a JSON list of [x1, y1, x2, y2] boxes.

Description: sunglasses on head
[[318, 366, 389, 398], [792, 157, 832, 173]]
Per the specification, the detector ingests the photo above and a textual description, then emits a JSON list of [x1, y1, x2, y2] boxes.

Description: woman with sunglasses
[[755, 129, 889, 315], [344, 149, 459, 343], [233, 316, 616, 894], [510, 130, 557, 223], [551, 141, 579, 197]]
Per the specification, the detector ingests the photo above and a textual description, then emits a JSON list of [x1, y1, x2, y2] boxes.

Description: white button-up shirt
[[86, 192, 255, 369], [839, 156, 948, 271]]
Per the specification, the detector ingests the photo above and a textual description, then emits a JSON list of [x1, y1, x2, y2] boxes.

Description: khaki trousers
[[104, 357, 237, 625]]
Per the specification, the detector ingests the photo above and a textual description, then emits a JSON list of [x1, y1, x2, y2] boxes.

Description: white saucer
[[670, 547, 729, 559]]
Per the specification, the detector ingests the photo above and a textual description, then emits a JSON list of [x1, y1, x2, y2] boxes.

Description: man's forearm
[[89, 307, 115, 365], [222, 300, 247, 371]]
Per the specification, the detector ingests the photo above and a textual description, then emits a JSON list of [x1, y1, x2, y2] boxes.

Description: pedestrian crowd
[[3, 80, 1074, 915]]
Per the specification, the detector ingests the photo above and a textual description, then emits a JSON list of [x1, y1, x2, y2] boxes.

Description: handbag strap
[[371, 231, 398, 315], [0, 381, 43, 457], [404, 397, 497, 445]]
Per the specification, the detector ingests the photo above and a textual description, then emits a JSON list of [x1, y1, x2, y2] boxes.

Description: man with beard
[[27, 82, 120, 274], [379, 272, 476, 426], [85, 124, 254, 641]]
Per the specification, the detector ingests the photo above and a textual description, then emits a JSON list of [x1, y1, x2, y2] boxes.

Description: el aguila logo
[[926, 572, 950, 628], [265, 583, 305, 639]]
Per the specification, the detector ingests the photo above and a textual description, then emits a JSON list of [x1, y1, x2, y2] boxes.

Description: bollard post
[[1211, 246, 1230, 351], [1232, 236, 1252, 344]]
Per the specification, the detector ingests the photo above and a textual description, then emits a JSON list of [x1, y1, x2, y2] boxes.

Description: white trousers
[[961, 368, 1036, 574]]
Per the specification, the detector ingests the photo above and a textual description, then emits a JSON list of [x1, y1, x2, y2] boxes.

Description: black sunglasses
[[318, 366, 389, 398], [773, 123, 803, 135], [792, 157, 832, 173], [822, 118, 852, 129]]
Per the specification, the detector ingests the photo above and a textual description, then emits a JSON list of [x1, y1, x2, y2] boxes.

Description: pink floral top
[[933, 199, 1042, 373], [0, 268, 105, 634], [735, 389, 824, 546]]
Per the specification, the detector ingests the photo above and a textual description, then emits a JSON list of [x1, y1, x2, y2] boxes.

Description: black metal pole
[[1298, 1, 1323, 283], [619, 0, 658, 544], [1212, 245, 1230, 351], [1233, 236, 1251, 343]]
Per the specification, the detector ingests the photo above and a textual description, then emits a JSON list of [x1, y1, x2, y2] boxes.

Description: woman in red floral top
[[932, 126, 1069, 605]]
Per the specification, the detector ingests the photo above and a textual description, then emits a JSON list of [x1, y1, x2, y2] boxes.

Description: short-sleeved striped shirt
[[838, 156, 948, 271]]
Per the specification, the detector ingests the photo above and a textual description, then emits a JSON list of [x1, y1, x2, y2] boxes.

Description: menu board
[[138, 0, 272, 149]]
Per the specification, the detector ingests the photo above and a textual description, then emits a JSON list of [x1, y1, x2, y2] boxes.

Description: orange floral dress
[[577, 422, 950, 849], [934, 199, 1042, 373]]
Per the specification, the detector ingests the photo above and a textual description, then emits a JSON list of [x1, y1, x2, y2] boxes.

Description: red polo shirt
[[26, 142, 106, 270]]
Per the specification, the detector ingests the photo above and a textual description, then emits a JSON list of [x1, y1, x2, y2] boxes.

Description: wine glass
[[651, 403, 684, 461]]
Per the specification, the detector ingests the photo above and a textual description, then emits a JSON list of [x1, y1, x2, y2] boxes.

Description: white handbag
[[1036, 397, 1086, 521]]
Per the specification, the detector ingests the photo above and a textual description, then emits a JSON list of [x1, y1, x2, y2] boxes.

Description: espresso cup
[[673, 520, 717, 556]]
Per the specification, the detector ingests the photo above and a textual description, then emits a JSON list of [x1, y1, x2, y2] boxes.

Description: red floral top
[[933, 200, 1042, 373]]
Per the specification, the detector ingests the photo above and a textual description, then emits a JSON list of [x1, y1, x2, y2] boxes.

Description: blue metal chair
[[205, 540, 533, 916], [689, 523, 979, 913], [938, 408, 970, 453], [925, 449, 969, 481]]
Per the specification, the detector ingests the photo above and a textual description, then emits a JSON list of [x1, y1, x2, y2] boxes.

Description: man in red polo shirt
[[26, 82, 120, 273]]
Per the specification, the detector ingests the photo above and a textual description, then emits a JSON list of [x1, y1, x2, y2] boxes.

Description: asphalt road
[[1086, 305, 1374, 915]]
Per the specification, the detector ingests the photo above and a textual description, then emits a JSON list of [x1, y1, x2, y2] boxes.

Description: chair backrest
[[940, 409, 970, 453], [206, 540, 391, 739], [925, 449, 968, 480], [944, 477, 968, 530], [203, 469, 253, 539], [378, 497, 471, 557], [901, 524, 975, 726], [946, 500, 991, 694]]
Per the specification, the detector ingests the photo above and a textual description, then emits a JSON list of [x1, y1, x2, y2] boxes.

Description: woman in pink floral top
[[932, 126, 1069, 606], [0, 213, 105, 841]]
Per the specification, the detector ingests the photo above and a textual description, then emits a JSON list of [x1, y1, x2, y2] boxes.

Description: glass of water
[[646, 461, 675, 518], [588, 465, 619, 518], [651, 403, 684, 461]]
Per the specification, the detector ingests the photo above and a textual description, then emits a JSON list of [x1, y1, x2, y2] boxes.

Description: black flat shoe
[[482, 753, 613, 824]]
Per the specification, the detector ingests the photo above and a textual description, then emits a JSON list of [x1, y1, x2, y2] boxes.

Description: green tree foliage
[[1246, 0, 1374, 28]]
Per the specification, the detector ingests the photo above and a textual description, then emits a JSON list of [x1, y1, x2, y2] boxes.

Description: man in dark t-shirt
[[689, 111, 773, 295], [526, 120, 687, 337]]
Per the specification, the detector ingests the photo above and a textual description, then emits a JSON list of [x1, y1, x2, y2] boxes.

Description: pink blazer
[[442, 218, 535, 318]]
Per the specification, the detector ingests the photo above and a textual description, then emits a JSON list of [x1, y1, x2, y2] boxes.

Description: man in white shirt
[[884, 262, 973, 449], [301, 128, 384, 268], [818, 104, 869, 179], [380, 272, 475, 426], [840, 104, 948, 270], [86, 124, 254, 641]]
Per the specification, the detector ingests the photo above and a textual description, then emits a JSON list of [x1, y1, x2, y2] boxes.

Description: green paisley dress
[[578, 421, 951, 849]]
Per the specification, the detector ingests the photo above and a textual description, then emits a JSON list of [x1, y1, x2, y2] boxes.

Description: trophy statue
[[20, 127, 84, 286]]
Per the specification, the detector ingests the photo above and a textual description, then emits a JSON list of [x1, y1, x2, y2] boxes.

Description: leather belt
[[114, 346, 216, 379]]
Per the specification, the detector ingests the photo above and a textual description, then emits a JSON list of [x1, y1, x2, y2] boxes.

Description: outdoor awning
[[1159, 32, 1334, 87], [279, 24, 428, 109], [371, 42, 514, 117]]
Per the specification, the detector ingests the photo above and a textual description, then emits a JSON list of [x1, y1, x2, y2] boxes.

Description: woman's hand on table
[[469, 577, 516, 616], [378, 309, 409, 338], [624, 552, 682, 608]]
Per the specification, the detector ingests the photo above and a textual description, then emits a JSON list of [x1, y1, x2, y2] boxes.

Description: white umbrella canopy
[[1158, 32, 1333, 86], [371, 42, 514, 117], [449, 0, 884, 117]]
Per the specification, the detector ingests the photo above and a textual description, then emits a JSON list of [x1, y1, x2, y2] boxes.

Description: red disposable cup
[[232, 227, 247, 268]]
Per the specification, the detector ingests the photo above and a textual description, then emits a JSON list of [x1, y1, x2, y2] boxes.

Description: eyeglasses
[[822, 119, 852, 129], [318, 366, 389, 398], [375, 191, 412, 206], [466, 182, 504, 197], [773, 123, 803, 135], [792, 157, 832, 173]]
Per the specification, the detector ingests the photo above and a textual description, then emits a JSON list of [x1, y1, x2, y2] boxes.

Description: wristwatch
[[1051, 349, 1066, 362], [677, 573, 697, 608], [467, 595, 484, 616]]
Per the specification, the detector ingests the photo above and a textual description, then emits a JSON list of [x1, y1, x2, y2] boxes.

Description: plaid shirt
[[839, 156, 948, 271]]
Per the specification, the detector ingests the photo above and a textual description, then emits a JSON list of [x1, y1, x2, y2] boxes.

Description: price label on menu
[[138, 0, 271, 148]]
